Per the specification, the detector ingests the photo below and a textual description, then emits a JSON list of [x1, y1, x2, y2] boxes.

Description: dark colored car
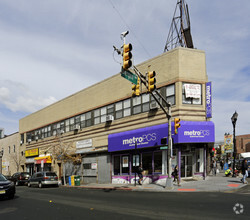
[[11, 172, 31, 186], [0, 174, 15, 199], [28, 171, 59, 188]]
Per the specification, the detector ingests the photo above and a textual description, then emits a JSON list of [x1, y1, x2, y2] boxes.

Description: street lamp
[[231, 111, 238, 177]]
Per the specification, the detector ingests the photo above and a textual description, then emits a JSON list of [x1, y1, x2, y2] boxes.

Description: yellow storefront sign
[[25, 148, 39, 157]]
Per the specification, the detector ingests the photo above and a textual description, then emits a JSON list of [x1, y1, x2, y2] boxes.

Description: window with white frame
[[132, 96, 141, 114], [166, 84, 175, 105]]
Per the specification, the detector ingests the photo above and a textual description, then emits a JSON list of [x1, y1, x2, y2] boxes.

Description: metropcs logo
[[184, 130, 209, 138], [122, 133, 156, 146]]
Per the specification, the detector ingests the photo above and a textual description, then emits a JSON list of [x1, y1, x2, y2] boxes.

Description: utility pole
[[114, 31, 174, 189]]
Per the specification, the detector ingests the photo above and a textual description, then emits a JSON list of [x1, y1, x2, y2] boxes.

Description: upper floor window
[[166, 84, 175, 105], [182, 83, 202, 105]]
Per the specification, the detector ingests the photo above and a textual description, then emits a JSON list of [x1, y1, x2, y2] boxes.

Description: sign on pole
[[121, 69, 138, 85]]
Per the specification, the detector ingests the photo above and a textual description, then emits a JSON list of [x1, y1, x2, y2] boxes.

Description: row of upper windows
[[24, 83, 202, 142]]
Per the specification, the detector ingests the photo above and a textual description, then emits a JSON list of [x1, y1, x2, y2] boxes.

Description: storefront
[[25, 148, 39, 175], [34, 155, 52, 172], [108, 121, 214, 184]]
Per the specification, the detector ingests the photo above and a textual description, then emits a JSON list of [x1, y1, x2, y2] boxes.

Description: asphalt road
[[0, 185, 249, 220]]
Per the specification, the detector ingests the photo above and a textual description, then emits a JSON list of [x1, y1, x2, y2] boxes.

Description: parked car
[[28, 171, 59, 188], [0, 173, 15, 199], [11, 172, 31, 186]]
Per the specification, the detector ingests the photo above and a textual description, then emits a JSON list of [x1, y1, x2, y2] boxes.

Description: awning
[[108, 121, 215, 152], [240, 152, 250, 158], [34, 155, 52, 164]]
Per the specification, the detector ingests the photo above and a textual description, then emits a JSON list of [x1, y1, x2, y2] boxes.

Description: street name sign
[[121, 69, 138, 85], [160, 146, 168, 150]]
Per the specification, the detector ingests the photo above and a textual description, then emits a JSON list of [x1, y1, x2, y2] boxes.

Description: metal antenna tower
[[164, 0, 194, 52]]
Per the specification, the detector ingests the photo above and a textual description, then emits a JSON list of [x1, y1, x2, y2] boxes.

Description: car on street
[[11, 172, 31, 186], [0, 173, 16, 199], [28, 171, 59, 188]]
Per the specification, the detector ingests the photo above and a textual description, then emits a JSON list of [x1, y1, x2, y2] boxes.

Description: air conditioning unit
[[20, 140, 23, 145], [150, 102, 159, 110], [35, 136, 39, 141], [73, 125, 80, 130], [106, 115, 114, 122], [27, 139, 31, 143]]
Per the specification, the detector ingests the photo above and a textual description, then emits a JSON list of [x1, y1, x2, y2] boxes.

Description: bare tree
[[45, 132, 82, 185]]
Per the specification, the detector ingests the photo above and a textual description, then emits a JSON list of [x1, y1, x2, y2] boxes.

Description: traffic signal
[[148, 71, 156, 92], [123, 43, 132, 70], [174, 118, 181, 134], [132, 78, 140, 97]]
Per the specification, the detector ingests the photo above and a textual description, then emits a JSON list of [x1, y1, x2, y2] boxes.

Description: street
[[0, 186, 249, 220]]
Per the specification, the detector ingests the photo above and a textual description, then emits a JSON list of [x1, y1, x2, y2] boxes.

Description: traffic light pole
[[133, 66, 173, 189]]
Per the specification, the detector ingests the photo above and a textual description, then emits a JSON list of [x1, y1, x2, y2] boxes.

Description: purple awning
[[108, 121, 214, 152]]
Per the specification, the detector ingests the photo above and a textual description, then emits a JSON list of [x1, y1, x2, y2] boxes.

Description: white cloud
[[0, 80, 57, 113]]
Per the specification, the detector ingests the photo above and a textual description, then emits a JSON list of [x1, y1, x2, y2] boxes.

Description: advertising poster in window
[[122, 156, 129, 167]]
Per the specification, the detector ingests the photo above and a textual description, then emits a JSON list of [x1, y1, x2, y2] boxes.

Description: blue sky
[[0, 0, 249, 141]]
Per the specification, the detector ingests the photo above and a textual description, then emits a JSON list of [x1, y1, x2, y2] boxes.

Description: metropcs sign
[[122, 133, 156, 146], [108, 121, 214, 152], [184, 130, 210, 138]]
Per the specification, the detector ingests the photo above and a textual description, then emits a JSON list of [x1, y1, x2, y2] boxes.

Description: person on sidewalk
[[137, 163, 143, 185], [241, 159, 248, 184], [213, 160, 217, 176], [173, 165, 180, 186]]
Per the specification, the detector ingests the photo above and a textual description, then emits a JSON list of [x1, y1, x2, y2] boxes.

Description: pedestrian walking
[[220, 160, 224, 171], [137, 163, 143, 185], [213, 160, 217, 176], [172, 165, 180, 186], [241, 159, 248, 184]]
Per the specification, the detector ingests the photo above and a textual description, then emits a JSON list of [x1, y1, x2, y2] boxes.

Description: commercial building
[[19, 47, 215, 184], [0, 132, 20, 176]]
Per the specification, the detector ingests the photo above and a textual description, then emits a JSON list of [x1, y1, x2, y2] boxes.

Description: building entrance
[[181, 155, 193, 178]]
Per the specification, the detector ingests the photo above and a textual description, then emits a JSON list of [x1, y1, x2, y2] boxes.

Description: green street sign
[[160, 146, 168, 150], [121, 69, 138, 85]]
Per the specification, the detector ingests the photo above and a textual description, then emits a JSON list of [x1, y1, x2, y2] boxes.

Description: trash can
[[71, 175, 75, 186], [74, 175, 81, 186], [68, 176, 72, 186]]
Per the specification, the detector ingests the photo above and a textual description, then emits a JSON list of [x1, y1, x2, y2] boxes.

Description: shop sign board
[[25, 148, 39, 157], [76, 139, 92, 148], [108, 121, 215, 152], [206, 82, 212, 118]]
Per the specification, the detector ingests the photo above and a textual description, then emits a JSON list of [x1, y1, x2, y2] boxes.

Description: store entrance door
[[181, 155, 193, 178]]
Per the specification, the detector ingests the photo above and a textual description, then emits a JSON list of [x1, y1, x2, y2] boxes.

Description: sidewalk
[[63, 172, 249, 192]]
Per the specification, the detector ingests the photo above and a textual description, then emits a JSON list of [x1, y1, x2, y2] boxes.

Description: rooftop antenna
[[164, 0, 194, 52]]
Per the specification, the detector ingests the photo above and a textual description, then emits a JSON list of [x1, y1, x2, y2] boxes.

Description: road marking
[[228, 184, 240, 187], [177, 188, 196, 192]]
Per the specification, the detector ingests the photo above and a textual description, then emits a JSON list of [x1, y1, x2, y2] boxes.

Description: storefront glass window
[[114, 156, 120, 175], [154, 151, 162, 174], [122, 155, 129, 174], [132, 154, 140, 173], [142, 152, 152, 174]]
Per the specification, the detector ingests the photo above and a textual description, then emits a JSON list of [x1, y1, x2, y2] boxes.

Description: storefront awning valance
[[34, 155, 52, 164], [108, 121, 215, 152]]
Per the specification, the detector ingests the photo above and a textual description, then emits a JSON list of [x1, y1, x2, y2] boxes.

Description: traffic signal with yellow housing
[[132, 78, 140, 97], [123, 43, 132, 70], [174, 118, 181, 134], [148, 71, 156, 92]]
